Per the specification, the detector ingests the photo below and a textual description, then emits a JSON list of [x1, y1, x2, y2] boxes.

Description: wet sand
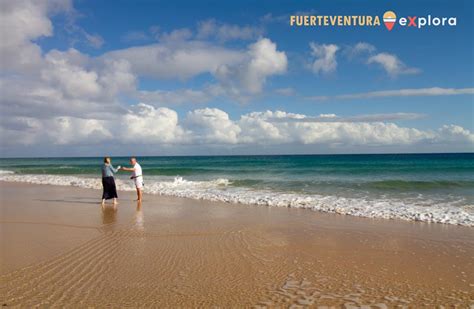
[[1, 181, 473, 307]]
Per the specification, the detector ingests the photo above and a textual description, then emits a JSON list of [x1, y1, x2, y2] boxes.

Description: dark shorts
[[102, 177, 118, 200]]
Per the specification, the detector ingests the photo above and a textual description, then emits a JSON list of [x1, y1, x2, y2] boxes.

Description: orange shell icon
[[383, 11, 397, 31]]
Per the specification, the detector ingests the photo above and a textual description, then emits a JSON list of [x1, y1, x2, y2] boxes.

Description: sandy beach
[[1, 181, 473, 307]]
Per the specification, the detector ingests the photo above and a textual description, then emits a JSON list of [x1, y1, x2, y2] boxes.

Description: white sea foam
[[1, 174, 473, 226], [0, 170, 15, 174]]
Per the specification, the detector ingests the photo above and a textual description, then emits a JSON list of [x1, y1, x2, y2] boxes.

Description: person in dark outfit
[[101, 157, 120, 207]]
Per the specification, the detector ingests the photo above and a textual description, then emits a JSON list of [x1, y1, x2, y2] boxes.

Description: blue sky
[[0, 0, 473, 156]]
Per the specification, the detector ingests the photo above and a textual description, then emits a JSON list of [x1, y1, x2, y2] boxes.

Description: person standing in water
[[120, 157, 144, 202], [101, 157, 120, 207]]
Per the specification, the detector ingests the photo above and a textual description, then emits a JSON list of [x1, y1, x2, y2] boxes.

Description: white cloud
[[197, 19, 263, 42], [1, 104, 184, 146], [121, 103, 186, 144], [367, 52, 420, 76], [0, 115, 112, 146], [233, 110, 468, 146], [320, 113, 337, 118], [106, 37, 287, 100], [98, 58, 137, 97], [243, 38, 288, 93], [84, 32, 104, 48], [185, 108, 241, 144], [0, 116, 43, 146], [137, 88, 211, 105], [269, 112, 425, 123], [105, 41, 245, 80], [47, 117, 112, 145], [215, 38, 287, 98], [437, 125, 474, 144], [352, 42, 376, 54], [338, 42, 420, 77], [0, 75, 123, 120], [0, 45, 135, 121], [238, 110, 293, 144], [235, 111, 435, 146], [345, 42, 376, 58], [42, 49, 102, 99], [158, 28, 193, 43], [121, 19, 262, 44], [0, 0, 72, 73], [2, 106, 473, 152], [307, 87, 474, 100], [40, 48, 136, 102], [309, 43, 339, 75]]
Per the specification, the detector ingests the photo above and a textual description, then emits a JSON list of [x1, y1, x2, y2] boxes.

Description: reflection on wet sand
[[100, 200, 144, 231], [101, 205, 117, 226], [134, 201, 144, 231]]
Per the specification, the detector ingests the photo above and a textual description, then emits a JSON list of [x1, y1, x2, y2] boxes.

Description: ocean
[[1, 153, 473, 226]]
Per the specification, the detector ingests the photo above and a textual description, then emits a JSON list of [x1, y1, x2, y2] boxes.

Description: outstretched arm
[[110, 165, 119, 173], [121, 167, 134, 172]]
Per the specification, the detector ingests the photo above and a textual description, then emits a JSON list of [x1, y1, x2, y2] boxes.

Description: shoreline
[[1, 174, 472, 227], [1, 181, 473, 306]]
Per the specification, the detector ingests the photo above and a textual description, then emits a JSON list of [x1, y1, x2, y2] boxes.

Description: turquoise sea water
[[1, 153, 473, 225]]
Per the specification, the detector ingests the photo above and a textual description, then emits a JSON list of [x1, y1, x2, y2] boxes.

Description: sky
[[0, 0, 473, 157]]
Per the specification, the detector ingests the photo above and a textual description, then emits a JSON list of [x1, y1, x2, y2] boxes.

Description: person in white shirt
[[120, 157, 144, 202]]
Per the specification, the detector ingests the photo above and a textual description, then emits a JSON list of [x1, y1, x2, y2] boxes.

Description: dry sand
[[1, 181, 473, 307]]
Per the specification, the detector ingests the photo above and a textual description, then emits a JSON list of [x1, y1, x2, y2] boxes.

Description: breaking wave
[[0, 173, 473, 227]]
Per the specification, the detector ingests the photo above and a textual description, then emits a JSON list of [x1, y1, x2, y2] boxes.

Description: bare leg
[[113, 198, 118, 205], [101, 199, 105, 207], [136, 188, 142, 202]]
